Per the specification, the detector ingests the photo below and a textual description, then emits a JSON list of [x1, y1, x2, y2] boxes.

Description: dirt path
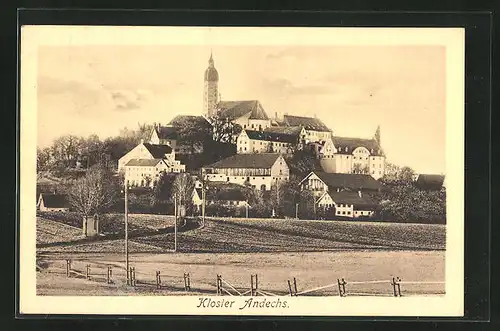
[[37, 250, 445, 297]]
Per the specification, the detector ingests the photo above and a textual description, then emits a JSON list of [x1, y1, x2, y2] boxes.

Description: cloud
[[265, 48, 304, 61], [261, 78, 333, 96], [109, 90, 149, 111]]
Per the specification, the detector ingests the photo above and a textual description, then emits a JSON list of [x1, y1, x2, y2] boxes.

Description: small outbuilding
[[37, 193, 70, 212]]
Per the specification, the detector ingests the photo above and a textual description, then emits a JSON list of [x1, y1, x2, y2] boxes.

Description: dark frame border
[[14, 8, 492, 327]]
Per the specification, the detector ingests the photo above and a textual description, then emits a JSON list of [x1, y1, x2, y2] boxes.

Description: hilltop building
[[299, 171, 382, 197], [149, 115, 211, 154], [309, 128, 386, 179], [236, 126, 306, 154], [118, 141, 185, 186], [282, 114, 332, 143], [202, 153, 290, 191]]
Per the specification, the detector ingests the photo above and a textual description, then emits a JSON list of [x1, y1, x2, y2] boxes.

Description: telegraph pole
[[124, 180, 129, 285], [174, 193, 177, 252], [202, 184, 206, 228], [201, 168, 206, 228]]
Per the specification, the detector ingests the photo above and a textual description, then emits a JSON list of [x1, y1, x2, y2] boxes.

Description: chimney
[[358, 190, 362, 198]]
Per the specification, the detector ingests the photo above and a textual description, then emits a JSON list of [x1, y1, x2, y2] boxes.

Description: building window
[[342, 211, 346, 215], [347, 211, 351, 215], [260, 184, 266, 191]]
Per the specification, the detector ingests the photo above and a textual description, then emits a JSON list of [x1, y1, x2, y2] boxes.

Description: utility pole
[[124, 180, 129, 285], [174, 193, 177, 252], [295, 203, 299, 219], [202, 184, 206, 228], [201, 168, 206, 228]]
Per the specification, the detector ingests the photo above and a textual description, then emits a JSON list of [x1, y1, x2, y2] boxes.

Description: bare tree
[[172, 173, 195, 205], [37, 147, 53, 178], [68, 164, 119, 236], [50, 135, 81, 168]]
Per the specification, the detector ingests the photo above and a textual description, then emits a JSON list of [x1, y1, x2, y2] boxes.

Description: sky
[[36, 35, 447, 174]]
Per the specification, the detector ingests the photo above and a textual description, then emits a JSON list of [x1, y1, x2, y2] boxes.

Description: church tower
[[203, 52, 219, 117]]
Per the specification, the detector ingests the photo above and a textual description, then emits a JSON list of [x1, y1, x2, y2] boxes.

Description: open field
[[36, 215, 446, 296], [36, 250, 445, 296], [37, 215, 445, 253]]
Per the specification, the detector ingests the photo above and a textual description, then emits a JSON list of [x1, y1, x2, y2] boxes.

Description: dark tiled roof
[[204, 153, 282, 169], [244, 130, 298, 144], [283, 115, 330, 131], [264, 126, 304, 136], [142, 143, 172, 158], [313, 172, 382, 191], [332, 137, 383, 156], [125, 159, 163, 167], [415, 174, 445, 190], [329, 191, 378, 208], [217, 100, 270, 120], [40, 193, 70, 208], [155, 126, 177, 140]]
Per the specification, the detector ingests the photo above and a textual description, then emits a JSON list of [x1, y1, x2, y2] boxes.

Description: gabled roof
[[39, 193, 70, 208], [264, 126, 304, 136], [125, 158, 164, 167], [142, 143, 172, 158], [302, 171, 382, 191], [204, 153, 283, 169], [217, 100, 270, 120], [332, 136, 383, 156], [329, 191, 378, 208], [415, 174, 445, 190], [154, 126, 177, 140], [243, 130, 298, 144], [283, 115, 330, 132]]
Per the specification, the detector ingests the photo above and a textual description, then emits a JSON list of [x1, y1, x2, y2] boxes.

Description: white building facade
[[203, 154, 290, 191]]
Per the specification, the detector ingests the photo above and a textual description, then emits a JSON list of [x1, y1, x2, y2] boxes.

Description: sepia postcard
[[19, 25, 465, 316]]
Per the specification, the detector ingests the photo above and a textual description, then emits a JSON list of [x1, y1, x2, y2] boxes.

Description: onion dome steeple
[[204, 51, 219, 82]]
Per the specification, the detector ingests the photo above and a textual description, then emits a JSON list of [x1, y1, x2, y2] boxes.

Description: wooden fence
[[40, 260, 444, 297]]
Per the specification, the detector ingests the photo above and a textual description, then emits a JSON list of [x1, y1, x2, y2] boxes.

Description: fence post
[[156, 271, 161, 289], [132, 267, 136, 286], [66, 260, 71, 277], [186, 273, 191, 291], [86, 264, 91, 280], [293, 277, 298, 296], [250, 275, 254, 296], [337, 278, 346, 297], [107, 266, 112, 284], [216, 275, 220, 295], [287, 280, 293, 296], [255, 274, 258, 291], [391, 277, 397, 297]]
